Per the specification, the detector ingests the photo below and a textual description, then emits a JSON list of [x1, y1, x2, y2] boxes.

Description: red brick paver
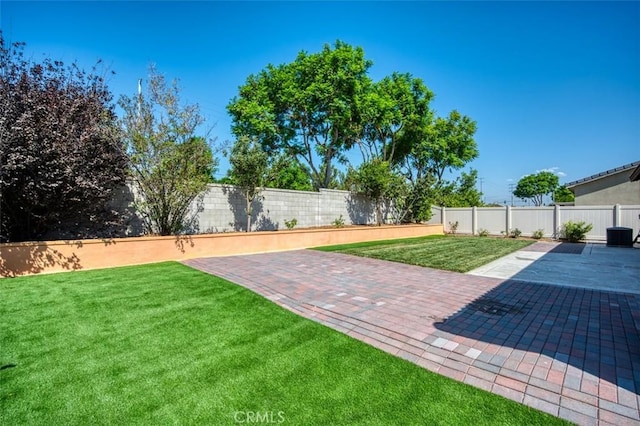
[[184, 250, 640, 425]]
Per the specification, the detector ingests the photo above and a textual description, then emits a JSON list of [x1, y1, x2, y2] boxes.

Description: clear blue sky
[[2, 1, 639, 204]]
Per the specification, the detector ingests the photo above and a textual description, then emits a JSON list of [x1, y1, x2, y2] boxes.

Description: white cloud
[[536, 167, 566, 177], [513, 167, 567, 183]]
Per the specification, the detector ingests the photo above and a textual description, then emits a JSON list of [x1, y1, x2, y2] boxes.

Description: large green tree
[[513, 171, 559, 206], [230, 40, 480, 219], [353, 72, 479, 222], [553, 185, 575, 203], [428, 169, 483, 207], [378, 109, 478, 218], [119, 67, 216, 235], [0, 34, 127, 242], [228, 41, 372, 189], [399, 110, 478, 185], [359, 72, 433, 164], [266, 156, 313, 191]]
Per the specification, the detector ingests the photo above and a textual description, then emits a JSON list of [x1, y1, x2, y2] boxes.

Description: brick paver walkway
[[184, 249, 640, 425]]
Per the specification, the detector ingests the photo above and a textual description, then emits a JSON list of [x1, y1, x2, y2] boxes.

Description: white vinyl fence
[[429, 205, 640, 241]]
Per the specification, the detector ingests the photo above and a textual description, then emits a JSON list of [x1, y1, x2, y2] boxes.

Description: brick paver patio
[[184, 248, 640, 425]]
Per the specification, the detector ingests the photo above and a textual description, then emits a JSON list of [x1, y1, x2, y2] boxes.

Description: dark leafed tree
[[119, 66, 217, 236], [0, 33, 128, 242], [228, 40, 372, 189]]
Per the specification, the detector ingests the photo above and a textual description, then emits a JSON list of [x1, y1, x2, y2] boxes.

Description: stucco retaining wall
[[0, 224, 443, 277]]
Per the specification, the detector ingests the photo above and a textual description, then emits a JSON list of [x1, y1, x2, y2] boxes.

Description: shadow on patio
[[436, 245, 640, 394]]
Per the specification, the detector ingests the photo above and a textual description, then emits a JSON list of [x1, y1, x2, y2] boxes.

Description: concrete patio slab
[[468, 242, 640, 294], [184, 244, 640, 425]]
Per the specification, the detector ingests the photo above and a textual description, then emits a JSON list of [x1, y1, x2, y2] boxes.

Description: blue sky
[[2, 1, 639, 204]]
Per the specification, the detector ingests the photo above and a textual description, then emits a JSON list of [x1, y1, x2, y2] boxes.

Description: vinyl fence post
[[554, 204, 561, 239], [472, 206, 478, 235], [442, 206, 447, 233], [614, 204, 621, 227], [506, 205, 512, 236]]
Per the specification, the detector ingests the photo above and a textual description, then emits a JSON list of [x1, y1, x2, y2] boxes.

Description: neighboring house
[[566, 161, 640, 206], [631, 163, 640, 182], [631, 163, 640, 202]]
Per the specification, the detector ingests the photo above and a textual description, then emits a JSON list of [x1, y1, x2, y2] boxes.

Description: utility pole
[[479, 177, 484, 203], [508, 183, 515, 206], [137, 78, 142, 119]]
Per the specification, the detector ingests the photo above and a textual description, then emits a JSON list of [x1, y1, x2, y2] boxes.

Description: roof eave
[[565, 161, 640, 188]]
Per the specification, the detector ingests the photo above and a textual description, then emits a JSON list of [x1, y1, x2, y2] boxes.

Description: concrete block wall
[[147, 184, 379, 234], [317, 189, 375, 227]]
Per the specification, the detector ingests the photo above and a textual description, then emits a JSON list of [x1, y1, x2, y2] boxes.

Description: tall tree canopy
[[359, 72, 433, 164], [398, 110, 478, 185], [0, 34, 127, 242], [119, 66, 216, 235], [513, 171, 559, 206], [229, 40, 480, 221], [228, 40, 372, 189]]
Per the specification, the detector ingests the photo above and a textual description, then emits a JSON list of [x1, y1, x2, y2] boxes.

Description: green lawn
[[314, 235, 535, 272], [0, 263, 564, 425]]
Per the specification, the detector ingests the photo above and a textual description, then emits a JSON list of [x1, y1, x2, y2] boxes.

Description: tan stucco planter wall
[[0, 224, 443, 277]]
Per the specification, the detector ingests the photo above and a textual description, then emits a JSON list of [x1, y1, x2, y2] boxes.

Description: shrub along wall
[[429, 204, 640, 240]]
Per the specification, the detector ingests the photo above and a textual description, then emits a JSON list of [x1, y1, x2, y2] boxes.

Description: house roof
[[630, 164, 640, 182], [565, 161, 640, 188]]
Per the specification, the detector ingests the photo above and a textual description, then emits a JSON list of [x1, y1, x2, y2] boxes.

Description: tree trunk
[[245, 192, 251, 232], [376, 198, 383, 226]]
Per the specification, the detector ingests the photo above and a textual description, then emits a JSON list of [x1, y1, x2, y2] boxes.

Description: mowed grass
[[314, 235, 535, 272], [0, 263, 564, 425]]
